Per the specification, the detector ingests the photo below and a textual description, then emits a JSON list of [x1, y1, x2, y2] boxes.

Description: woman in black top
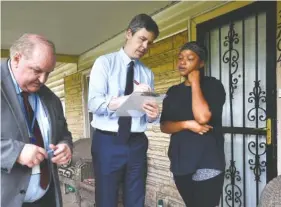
[[160, 41, 226, 207]]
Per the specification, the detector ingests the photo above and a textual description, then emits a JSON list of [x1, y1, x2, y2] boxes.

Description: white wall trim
[[81, 69, 91, 138]]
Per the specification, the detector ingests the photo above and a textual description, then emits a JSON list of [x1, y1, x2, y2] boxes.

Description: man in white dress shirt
[[88, 13, 160, 207]]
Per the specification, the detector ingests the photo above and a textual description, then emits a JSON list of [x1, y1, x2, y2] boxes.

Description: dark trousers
[[22, 185, 56, 207], [91, 130, 148, 207], [174, 173, 224, 207]]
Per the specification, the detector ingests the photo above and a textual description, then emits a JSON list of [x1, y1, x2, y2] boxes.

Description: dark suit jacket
[[1, 59, 73, 207]]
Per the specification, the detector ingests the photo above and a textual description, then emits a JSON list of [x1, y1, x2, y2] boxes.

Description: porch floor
[[62, 190, 79, 207]]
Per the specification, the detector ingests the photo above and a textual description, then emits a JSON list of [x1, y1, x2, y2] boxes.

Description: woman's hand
[[188, 69, 200, 85], [185, 120, 213, 135]]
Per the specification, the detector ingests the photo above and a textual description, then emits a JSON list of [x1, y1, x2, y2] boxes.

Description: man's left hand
[[143, 102, 159, 121], [49, 143, 72, 165]]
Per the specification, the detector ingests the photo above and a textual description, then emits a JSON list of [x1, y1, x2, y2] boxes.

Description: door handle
[[266, 118, 272, 145], [253, 118, 271, 145]]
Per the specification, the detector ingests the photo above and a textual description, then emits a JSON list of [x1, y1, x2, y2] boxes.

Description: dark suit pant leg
[[94, 165, 124, 207], [91, 131, 127, 207], [123, 133, 148, 207]]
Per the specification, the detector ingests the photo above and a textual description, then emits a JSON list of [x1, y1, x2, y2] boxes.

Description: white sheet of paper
[[115, 92, 165, 117], [127, 110, 145, 117], [32, 165, 40, 174]]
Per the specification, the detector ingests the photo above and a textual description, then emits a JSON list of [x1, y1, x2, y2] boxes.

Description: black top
[[160, 76, 226, 175]]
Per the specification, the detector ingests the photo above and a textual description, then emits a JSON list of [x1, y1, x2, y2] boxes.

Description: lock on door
[[254, 118, 272, 145]]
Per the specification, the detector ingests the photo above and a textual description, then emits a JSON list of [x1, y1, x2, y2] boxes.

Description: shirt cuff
[[146, 114, 160, 124], [105, 95, 117, 118]]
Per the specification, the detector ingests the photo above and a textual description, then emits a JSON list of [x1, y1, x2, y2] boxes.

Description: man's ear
[[125, 29, 133, 40], [11, 52, 22, 69]]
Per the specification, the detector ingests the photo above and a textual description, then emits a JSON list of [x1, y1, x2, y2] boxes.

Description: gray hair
[[9, 33, 56, 59]]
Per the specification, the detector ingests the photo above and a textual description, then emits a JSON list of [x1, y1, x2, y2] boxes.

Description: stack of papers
[[115, 92, 165, 117]]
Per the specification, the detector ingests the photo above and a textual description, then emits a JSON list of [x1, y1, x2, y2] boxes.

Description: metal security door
[[197, 2, 277, 207]]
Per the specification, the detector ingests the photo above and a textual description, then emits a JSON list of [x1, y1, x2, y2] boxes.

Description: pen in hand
[[133, 80, 152, 92]]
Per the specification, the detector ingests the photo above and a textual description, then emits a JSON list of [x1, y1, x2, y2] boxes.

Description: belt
[[96, 129, 144, 137]]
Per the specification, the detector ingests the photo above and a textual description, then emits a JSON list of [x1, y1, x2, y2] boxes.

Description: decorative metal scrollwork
[[223, 22, 240, 99], [224, 161, 242, 207], [247, 80, 266, 122], [248, 141, 266, 181]]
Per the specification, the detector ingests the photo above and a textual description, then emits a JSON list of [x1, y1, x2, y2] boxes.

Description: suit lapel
[[1, 60, 29, 142]]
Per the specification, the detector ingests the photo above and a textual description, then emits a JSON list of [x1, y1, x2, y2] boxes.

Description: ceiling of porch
[[1, 1, 174, 56]]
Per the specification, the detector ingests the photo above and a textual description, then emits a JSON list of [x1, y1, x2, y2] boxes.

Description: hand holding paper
[[108, 83, 152, 111], [115, 92, 165, 117], [143, 101, 159, 120]]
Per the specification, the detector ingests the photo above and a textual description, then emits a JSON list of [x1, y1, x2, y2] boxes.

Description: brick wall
[[46, 62, 77, 99], [64, 73, 84, 141]]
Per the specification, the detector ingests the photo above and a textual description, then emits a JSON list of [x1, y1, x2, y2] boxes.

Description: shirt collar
[[119, 48, 136, 67], [8, 59, 22, 95]]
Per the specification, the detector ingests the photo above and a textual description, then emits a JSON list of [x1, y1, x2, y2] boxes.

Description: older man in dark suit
[[1, 33, 73, 207]]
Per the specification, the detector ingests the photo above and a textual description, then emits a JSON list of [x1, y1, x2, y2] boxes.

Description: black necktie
[[118, 61, 134, 143], [21, 92, 49, 189]]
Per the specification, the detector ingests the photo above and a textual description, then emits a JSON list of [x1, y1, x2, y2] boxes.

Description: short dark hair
[[127, 13, 159, 39], [180, 41, 208, 61]]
